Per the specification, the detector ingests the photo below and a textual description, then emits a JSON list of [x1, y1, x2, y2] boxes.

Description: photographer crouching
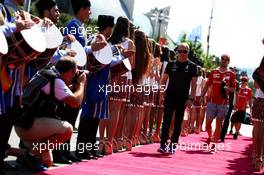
[[13, 56, 86, 171]]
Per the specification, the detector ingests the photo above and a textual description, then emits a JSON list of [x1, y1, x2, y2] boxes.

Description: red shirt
[[206, 68, 236, 105], [235, 85, 252, 111]]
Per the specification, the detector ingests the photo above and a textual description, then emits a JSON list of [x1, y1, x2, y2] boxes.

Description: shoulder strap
[[38, 68, 60, 99], [49, 75, 55, 98]]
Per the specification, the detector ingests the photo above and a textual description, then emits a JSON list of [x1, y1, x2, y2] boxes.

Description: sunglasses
[[178, 50, 188, 54], [241, 79, 248, 82], [221, 57, 230, 61]]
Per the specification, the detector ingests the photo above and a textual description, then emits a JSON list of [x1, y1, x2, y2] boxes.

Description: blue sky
[[134, 0, 264, 68]]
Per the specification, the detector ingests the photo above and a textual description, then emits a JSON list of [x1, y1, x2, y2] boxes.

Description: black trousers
[[52, 105, 79, 155], [0, 109, 16, 165], [160, 97, 187, 146], [76, 117, 99, 154], [220, 104, 234, 140], [61, 105, 79, 154]]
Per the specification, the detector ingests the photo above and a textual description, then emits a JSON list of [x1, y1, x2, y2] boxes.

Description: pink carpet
[[36, 132, 263, 175]]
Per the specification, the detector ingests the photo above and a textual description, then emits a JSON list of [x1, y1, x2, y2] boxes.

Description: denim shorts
[[206, 102, 228, 120]]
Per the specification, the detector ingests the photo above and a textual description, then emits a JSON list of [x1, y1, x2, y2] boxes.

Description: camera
[[72, 70, 89, 84]]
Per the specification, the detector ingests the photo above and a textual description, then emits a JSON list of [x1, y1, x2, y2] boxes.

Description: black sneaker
[[169, 144, 177, 154], [63, 153, 82, 162], [22, 152, 48, 171], [75, 151, 97, 160], [54, 155, 72, 164], [16, 155, 26, 165], [157, 145, 167, 154], [233, 133, 238, 140], [3, 162, 18, 171], [91, 151, 104, 158]]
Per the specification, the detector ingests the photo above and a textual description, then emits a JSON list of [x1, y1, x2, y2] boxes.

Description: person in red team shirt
[[200, 54, 236, 147], [231, 76, 252, 140]]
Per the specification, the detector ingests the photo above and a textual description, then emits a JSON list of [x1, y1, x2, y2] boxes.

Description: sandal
[[104, 141, 113, 155], [112, 139, 118, 153], [142, 133, 150, 144], [254, 159, 263, 171], [194, 127, 200, 134], [136, 136, 141, 146], [148, 134, 154, 144], [152, 133, 161, 143], [139, 133, 147, 145], [181, 129, 188, 137], [117, 138, 123, 151], [131, 136, 136, 147], [123, 136, 132, 151], [98, 140, 105, 155]]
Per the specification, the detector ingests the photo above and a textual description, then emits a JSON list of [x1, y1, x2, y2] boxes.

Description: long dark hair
[[108, 16, 129, 44], [129, 20, 135, 42], [160, 46, 169, 62], [154, 43, 162, 58], [147, 38, 156, 56], [132, 30, 151, 84]]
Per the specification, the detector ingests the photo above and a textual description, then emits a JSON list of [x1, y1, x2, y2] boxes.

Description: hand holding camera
[[72, 70, 88, 87], [77, 70, 88, 85]]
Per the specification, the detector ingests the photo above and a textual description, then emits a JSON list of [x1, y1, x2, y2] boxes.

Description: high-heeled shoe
[[104, 141, 113, 155], [98, 140, 105, 155], [142, 133, 150, 144], [194, 127, 200, 134], [254, 159, 263, 171], [181, 129, 188, 137], [117, 138, 123, 151], [112, 139, 118, 153], [131, 136, 136, 147], [135, 136, 141, 146], [148, 134, 154, 144], [123, 137, 132, 151], [139, 134, 147, 145], [152, 133, 161, 143]]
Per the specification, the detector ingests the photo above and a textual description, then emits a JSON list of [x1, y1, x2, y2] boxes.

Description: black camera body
[[72, 70, 89, 84]]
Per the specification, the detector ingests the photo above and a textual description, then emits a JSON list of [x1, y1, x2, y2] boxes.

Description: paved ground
[[4, 116, 253, 175]]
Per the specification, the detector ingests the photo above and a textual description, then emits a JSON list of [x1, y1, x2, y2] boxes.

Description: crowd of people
[[0, 0, 263, 174]]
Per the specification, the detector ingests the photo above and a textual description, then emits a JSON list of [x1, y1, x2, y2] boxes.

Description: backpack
[[14, 68, 60, 129]]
